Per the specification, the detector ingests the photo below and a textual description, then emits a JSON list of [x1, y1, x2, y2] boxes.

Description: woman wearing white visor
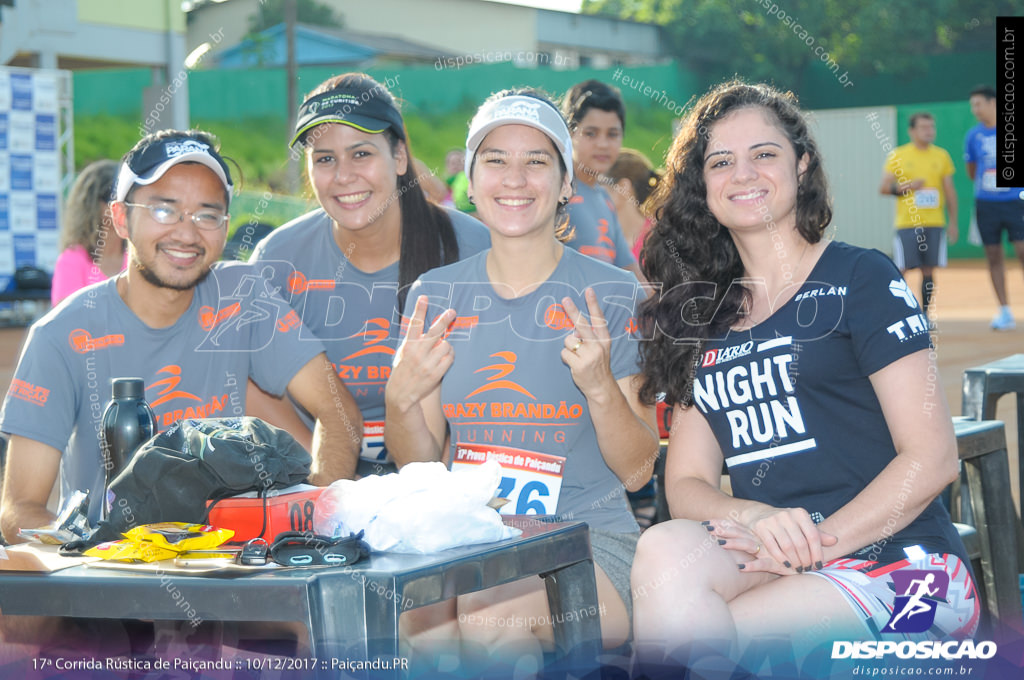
[[385, 89, 657, 666]]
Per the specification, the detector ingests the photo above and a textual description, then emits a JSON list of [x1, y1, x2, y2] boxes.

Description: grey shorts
[[892, 227, 947, 270], [589, 528, 639, 628]]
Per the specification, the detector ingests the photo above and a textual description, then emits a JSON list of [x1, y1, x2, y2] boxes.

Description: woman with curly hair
[[631, 81, 977, 665], [51, 159, 125, 305]]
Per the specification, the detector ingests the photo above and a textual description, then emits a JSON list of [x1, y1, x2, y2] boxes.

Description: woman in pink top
[[51, 160, 126, 305], [606, 148, 662, 263]]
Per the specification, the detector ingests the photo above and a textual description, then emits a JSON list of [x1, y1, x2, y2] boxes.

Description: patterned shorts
[[807, 551, 979, 639]]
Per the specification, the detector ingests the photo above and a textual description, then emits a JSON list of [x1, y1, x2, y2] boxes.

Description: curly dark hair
[[636, 80, 832, 408]]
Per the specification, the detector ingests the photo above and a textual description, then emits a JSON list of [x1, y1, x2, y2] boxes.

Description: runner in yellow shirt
[[879, 113, 958, 323]]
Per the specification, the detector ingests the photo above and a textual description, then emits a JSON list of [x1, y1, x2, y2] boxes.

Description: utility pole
[[286, 0, 299, 195]]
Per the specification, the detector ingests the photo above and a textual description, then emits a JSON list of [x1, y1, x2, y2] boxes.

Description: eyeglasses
[[123, 202, 229, 231]]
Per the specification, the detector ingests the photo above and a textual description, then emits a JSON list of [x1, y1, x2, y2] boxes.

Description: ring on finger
[[570, 338, 583, 353], [753, 543, 761, 555]]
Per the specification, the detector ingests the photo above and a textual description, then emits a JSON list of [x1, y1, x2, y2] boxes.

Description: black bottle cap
[[111, 378, 146, 399]]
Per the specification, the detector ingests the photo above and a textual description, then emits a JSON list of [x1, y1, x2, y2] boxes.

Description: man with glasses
[[0, 130, 363, 541]]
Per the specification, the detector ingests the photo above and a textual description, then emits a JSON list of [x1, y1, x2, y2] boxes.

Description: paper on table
[[0, 543, 100, 572]]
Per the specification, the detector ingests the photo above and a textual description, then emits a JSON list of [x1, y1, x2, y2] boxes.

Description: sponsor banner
[[10, 73, 31, 110], [0, 68, 67, 286], [9, 153, 31, 191], [34, 113, 55, 150], [36, 193, 57, 230], [31, 73, 57, 113], [8, 110, 34, 152], [9, 193, 34, 233], [12, 233, 35, 267], [33, 153, 57, 191]]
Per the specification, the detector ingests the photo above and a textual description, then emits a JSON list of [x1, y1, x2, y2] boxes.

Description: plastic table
[[0, 517, 601, 673]]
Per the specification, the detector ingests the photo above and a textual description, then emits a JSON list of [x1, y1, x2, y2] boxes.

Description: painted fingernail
[[796, 566, 804, 574], [815, 561, 823, 570], [737, 563, 746, 570], [717, 539, 727, 545], [700, 520, 710, 526], [783, 561, 791, 568], [704, 524, 715, 532]]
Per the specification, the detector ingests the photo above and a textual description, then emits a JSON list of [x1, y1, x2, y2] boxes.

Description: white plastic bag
[[312, 461, 521, 553]]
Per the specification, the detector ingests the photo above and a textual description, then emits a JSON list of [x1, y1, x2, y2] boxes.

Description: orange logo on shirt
[[68, 329, 125, 354], [579, 221, 616, 261], [199, 302, 240, 331], [287, 271, 336, 295], [341, 318, 396, 361], [543, 304, 573, 331], [8, 378, 48, 406], [276, 309, 301, 333], [624, 317, 639, 335], [596, 220, 615, 249], [148, 365, 202, 408], [445, 315, 480, 338], [466, 351, 536, 400]]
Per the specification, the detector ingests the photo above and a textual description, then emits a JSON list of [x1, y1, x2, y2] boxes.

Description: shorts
[[892, 227, 947, 270], [589, 529, 639, 630], [808, 552, 979, 640], [976, 199, 1024, 245]]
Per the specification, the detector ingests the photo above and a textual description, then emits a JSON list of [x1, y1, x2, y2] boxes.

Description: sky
[[491, 0, 584, 12], [182, 0, 586, 13]]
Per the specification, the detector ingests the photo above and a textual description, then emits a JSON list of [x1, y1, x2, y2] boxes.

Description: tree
[[582, 0, 1024, 92], [248, 0, 343, 33]]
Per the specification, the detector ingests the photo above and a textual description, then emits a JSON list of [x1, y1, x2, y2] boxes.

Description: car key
[[237, 537, 269, 566]]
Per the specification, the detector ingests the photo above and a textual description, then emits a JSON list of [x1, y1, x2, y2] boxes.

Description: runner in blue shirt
[[964, 84, 1024, 331]]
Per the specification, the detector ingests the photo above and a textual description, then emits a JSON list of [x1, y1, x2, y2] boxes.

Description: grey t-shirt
[[565, 180, 636, 269], [404, 247, 643, 533], [0, 262, 324, 521], [250, 206, 490, 461]]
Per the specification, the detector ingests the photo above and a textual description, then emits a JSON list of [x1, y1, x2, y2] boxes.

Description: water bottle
[[101, 378, 156, 489]]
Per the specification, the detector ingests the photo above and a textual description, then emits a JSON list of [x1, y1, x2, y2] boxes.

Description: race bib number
[[360, 421, 386, 461], [914, 188, 939, 208], [982, 169, 1007, 192], [451, 444, 566, 515]]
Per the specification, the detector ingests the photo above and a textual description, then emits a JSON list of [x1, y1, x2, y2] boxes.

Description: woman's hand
[[560, 288, 616, 398], [387, 295, 456, 413], [725, 507, 837, 574], [702, 518, 794, 576]]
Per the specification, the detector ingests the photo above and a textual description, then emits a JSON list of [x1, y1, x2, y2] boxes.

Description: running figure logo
[[882, 570, 949, 634]]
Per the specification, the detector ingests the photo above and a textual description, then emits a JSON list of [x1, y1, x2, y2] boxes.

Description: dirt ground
[[0, 259, 1021, 506]]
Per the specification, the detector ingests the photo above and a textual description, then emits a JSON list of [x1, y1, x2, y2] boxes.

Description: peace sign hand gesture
[[560, 288, 616, 399], [388, 295, 456, 413]]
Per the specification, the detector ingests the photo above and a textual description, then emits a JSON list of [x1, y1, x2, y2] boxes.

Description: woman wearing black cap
[[385, 88, 657, 666], [249, 73, 490, 474]]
